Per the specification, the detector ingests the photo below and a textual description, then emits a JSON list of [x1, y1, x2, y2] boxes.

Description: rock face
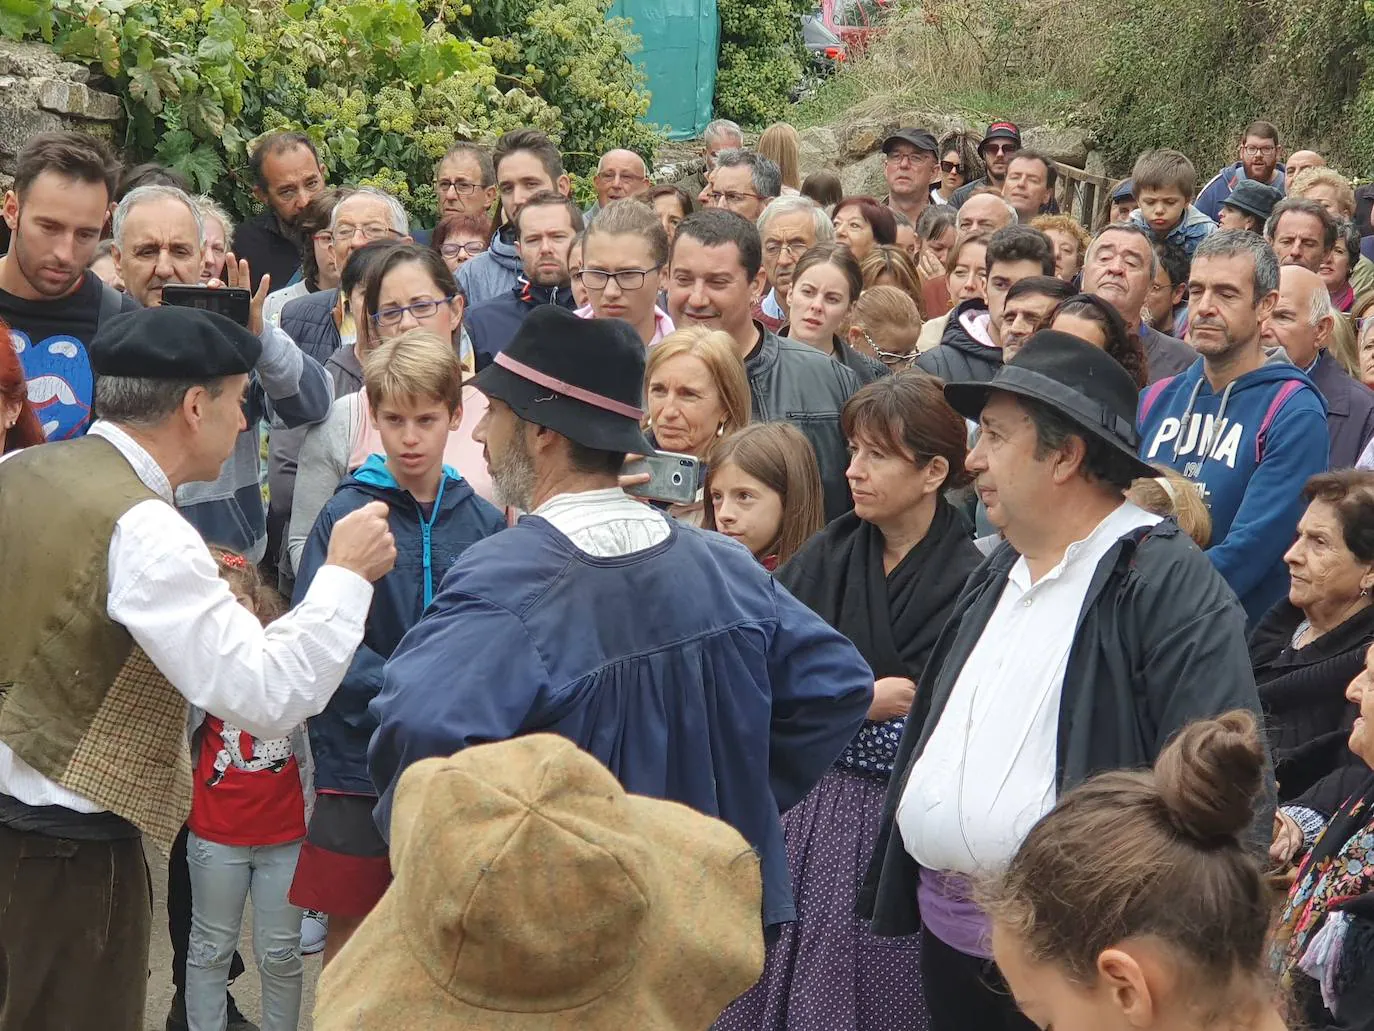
[[0, 40, 122, 185]]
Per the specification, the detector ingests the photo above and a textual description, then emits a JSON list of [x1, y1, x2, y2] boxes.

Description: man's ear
[[557, 174, 572, 199], [2, 190, 18, 232]]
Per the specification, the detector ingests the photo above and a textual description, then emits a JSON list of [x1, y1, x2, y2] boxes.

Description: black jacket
[[745, 323, 864, 523], [1308, 349, 1374, 468], [860, 517, 1272, 936], [466, 280, 576, 370], [279, 288, 342, 367], [1250, 599, 1374, 802], [914, 300, 1002, 383], [234, 210, 303, 294]]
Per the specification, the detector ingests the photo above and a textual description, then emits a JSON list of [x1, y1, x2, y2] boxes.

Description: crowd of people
[[4, 108, 1374, 1031]]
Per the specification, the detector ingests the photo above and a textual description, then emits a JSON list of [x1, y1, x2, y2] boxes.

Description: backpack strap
[[96, 281, 123, 327], [1138, 375, 1174, 424], [1255, 380, 1305, 463]]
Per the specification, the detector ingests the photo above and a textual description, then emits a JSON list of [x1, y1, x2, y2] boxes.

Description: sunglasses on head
[[940, 160, 962, 173]]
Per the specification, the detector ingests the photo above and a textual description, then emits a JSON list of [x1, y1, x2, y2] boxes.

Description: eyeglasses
[[1241, 145, 1277, 157], [371, 297, 455, 327], [312, 230, 334, 244], [983, 142, 1018, 156], [940, 160, 963, 173], [595, 171, 646, 186], [436, 179, 482, 195], [335, 223, 399, 242], [440, 240, 488, 258], [884, 152, 928, 168], [856, 327, 915, 367], [709, 191, 760, 206], [762, 240, 810, 259], [578, 265, 661, 290]]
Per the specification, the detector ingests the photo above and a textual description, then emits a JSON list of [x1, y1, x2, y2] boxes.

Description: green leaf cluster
[[714, 0, 807, 128], [0, 0, 659, 221]]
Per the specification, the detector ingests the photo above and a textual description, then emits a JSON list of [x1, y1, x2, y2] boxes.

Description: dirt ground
[[144, 842, 322, 1031]]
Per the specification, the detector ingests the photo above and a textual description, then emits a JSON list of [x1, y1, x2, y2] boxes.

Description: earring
[[646, 417, 653, 430], [717, 422, 725, 438]]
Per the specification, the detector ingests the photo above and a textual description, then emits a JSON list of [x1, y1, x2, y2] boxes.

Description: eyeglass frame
[[577, 265, 663, 290], [436, 178, 484, 195], [370, 295, 458, 327], [334, 223, 400, 242], [982, 141, 1019, 156], [939, 160, 964, 174], [594, 170, 647, 186], [762, 239, 811, 259], [440, 240, 488, 258], [884, 151, 932, 168], [1241, 144, 1277, 157], [708, 190, 761, 206], [856, 327, 916, 367]]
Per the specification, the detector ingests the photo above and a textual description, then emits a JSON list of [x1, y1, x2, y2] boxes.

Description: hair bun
[[1154, 710, 1264, 845]]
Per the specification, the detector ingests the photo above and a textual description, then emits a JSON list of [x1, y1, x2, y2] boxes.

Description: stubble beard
[[490, 428, 537, 511]]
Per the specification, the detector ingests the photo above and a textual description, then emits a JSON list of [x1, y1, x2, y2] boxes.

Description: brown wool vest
[[0, 435, 194, 854]]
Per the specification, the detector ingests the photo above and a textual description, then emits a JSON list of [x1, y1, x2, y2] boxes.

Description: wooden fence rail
[[1055, 161, 1121, 232]]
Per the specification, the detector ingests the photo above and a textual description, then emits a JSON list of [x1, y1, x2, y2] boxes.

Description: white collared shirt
[[0, 421, 374, 813], [534, 487, 671, 557], [896, 501, 1160, 873]]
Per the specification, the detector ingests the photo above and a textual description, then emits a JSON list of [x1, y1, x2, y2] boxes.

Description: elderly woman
[[717, 373, 982, 1031], [1252, 471, 1374, 805], [643, 326, 751, 525], [431, 211, 491, 274], [1030, 214, 1090, 283], [831, 195, 897, 263]]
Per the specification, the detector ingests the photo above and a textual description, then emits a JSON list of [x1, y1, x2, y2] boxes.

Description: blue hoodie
[[294, 455, 506, 794], [1138, 359, 1328, 624], [455, 225, 523, 306], [1196, 161, 1287, 222]]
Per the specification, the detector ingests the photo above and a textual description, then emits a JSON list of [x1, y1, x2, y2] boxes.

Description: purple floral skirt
[[715, 765, 930, 1031]]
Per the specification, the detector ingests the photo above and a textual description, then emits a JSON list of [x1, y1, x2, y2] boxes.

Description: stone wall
[[0, 40, 122, 190]]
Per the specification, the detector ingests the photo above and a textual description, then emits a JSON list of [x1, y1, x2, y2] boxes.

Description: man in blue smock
[[369, 305, 874, 927]]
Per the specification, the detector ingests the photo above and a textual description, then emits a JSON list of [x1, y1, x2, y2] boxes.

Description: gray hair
[[330, 186, 408, 235], [94, 375, 225, 428], [704, 119, 744, 148], [1087, 223, 1159, 279], [715, 149, 782, 200], [756, 195, 833, 242], [1307, 275, 1336, 326], [1193, 228, 1280, 301], [192, 194, 235, 250], [1265, 196, 1337, 253], [113, 185, 204, 251]]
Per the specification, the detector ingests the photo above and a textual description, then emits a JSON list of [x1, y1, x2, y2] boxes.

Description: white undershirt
[[534, 487, 671, 557], [0, 420, 374, 813], [896, 501, 1159, 873]]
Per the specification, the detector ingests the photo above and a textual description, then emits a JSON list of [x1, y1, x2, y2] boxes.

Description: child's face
[[373, 394, 462, 493], [1135, 187, 1189, 235], [709, 462, 785, 561]]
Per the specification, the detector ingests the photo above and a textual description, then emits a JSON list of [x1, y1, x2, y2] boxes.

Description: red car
[[819, 0, 891, 53]]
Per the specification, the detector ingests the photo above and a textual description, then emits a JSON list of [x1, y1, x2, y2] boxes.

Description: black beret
[[88, 306, 261, 379]]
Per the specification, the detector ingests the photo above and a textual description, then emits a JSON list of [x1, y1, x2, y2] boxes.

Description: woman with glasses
[[931, 133, 980, 207], [847, 285, 923, 371], [576, 199, 675, 347], [430, 212, 492, 275], [785, 243, 888, 384]]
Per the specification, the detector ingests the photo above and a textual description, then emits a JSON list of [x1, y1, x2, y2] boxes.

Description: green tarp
[[610, 0, 718, 139]]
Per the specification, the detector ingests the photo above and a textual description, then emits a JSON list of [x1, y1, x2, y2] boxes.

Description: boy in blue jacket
[[1138, 230, 1328, 624], [1129, 148, 1218, 259], [288, 330, 505, 961]]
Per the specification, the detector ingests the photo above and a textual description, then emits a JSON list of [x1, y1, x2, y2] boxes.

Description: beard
[[489, 424, 537, 511]]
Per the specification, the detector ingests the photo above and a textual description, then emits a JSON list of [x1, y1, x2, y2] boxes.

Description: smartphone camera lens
[[671, 472, 684, 486]]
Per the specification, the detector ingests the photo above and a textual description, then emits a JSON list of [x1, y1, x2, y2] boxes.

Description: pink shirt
[[575, 303, 675, 348]]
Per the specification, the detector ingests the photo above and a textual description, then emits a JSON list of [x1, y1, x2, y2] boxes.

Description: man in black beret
[[370, 305, 875, 945], [861, 331, 1269, 1031], [0, 305, 398, 1029]]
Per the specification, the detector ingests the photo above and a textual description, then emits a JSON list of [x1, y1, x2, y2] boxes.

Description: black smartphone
[[160, 284, 252, 328]]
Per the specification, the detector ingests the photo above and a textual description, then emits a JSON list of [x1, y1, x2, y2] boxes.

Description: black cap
[[882, 128, 937, 156], [88, 307, 261, 379], [472, 306, 654, 455], [979, 122, 1021, 154], [1111, 178, 1135, 203], [1222, 180, 1284, 222], [943, 330, 1156, 480]]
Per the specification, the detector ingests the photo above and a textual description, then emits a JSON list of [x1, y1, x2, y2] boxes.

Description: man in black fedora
[[368, 304, 874, 934], [858, 331, 1269, 1031]]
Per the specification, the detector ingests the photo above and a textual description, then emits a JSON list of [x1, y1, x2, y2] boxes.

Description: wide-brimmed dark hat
[[1222, 180, 1284, 222], [943, 330, 1156, 479], [472, 306, 654, 455]]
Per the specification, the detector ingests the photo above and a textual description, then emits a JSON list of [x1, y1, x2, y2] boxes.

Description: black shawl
[[1250, 600, 1374, 803], [777, 498, 982, 679]]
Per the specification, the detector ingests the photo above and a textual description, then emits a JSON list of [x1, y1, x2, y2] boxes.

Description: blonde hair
[[644, 327, 752, 445], [1030, 214, 1089, 254], [363, 329, 464, 414], [193, 194, 235, 248], [850, 285, 922, 356], [1126, 464, 1212, 548], [1291, 167, 1355, 217], [757, 123, 802, 191], [859, 245, 925, 317]]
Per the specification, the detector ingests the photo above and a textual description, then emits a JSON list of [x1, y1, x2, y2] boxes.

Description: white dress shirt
[[534, 487, 671, 558], [896, 501, 1160, 873], [0, 420, 374, 813]]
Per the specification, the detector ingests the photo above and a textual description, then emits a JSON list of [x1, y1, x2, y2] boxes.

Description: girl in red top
[[185, 549, 309, 1031]]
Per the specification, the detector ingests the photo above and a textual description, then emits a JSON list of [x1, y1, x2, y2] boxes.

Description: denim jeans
[[186, 832, 304, 1031]]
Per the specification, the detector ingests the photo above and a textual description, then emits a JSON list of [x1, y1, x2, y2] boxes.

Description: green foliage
[[714, 0, 807, 128], [0, 0, 658, 222]]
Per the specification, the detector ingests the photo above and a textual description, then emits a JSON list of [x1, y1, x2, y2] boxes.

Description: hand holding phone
[[160, 284, 253, 328], [621, 450, 701, 505]]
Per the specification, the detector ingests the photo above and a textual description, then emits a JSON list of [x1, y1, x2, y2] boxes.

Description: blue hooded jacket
[[1138, 358, 1328, 623], [294, 455, 506, 794]]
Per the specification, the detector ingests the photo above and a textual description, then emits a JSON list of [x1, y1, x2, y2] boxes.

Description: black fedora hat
[[472, 306, 654, 455], [943, 330, 1156, 480]]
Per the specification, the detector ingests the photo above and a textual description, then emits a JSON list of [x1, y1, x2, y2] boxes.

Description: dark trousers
[[0, 823, 150, 1030], [921, 926, 1037, 1031], [169, 824, 245, 993]]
